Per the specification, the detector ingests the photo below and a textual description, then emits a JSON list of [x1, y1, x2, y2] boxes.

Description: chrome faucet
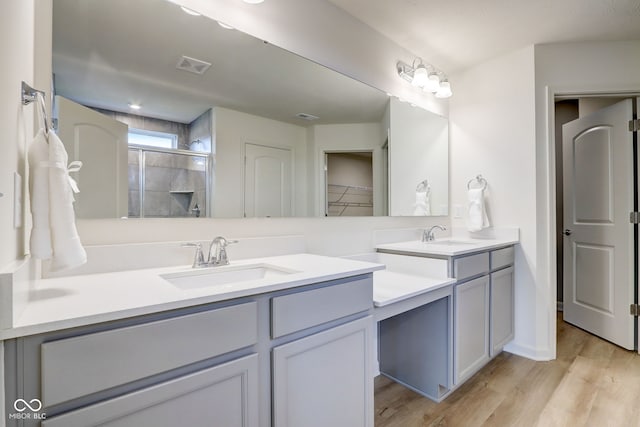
[[208, 236, 238, 266], [422, 225, 447, 242], [182, 236, 238, 268]]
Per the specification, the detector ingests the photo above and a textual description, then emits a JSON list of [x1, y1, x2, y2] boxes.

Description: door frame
[[546, 87, 640, 357], [322, 149, 375, 217]]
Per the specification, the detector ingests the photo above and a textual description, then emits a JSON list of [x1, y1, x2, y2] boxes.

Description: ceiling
[[328, 0, 640, 73]]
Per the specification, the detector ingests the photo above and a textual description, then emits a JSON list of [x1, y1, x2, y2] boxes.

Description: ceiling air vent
[[176, 55, 212, 75], [295, 113, 319, 121]]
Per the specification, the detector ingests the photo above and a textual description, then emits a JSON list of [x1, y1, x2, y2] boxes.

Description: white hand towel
[[467, 188, 490, 232], [413, 191, 431, 216], [28, 129, 53, 259], [47, 131, 87, 272]]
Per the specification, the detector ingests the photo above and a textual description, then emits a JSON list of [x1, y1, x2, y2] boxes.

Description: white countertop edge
[[373, 271, 456, 307], [2, 254, 384, 340], [375, 238, 519, 257]]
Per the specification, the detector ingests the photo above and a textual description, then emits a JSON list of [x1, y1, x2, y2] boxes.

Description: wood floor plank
[[375, 315, 640, 427]]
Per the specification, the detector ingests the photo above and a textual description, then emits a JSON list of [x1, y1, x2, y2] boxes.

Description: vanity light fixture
[[180, 6, 201, 16], [128, 103, 142, 110], [397, 59, 452, 98]]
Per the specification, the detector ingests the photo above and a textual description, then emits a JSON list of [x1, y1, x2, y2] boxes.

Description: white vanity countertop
[[375, 237, 519, 257], [373, 271, 455, 307], [2, 254, 384, 340]]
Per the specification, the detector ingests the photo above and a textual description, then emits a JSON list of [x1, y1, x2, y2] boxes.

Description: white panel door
[[244, 143, 292, 217], [562, 99, 635, 350], [56, 96, 128, 218]]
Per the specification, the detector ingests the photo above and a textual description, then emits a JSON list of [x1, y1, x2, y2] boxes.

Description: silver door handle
[[563, 229, 572, 236]]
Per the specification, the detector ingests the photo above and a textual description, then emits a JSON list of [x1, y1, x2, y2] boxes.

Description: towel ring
[[416, 179, 430, 192], [467, 174, 487, 190]]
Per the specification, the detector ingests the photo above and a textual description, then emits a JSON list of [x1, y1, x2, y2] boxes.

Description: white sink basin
[[161, 263, 299, 290]]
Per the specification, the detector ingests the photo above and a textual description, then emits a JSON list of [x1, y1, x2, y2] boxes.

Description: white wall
[[0, 1, 36, 270], [309, 123, 386, 216], [213, 107, 308, 217], [450, 46, 539, 358], [534, 40, 640, 359]]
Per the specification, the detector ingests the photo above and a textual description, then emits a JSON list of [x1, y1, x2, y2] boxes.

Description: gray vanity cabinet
[[451, 246, 515, 384], [271, 277, 373, 427], [4, 274, 374, 427]]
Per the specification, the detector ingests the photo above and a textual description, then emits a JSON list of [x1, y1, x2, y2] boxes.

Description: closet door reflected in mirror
[[52, 0, 448, 218]]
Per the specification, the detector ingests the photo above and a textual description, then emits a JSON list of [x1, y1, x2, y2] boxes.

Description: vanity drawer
[[491, 246, 514, 270], [453, 252, 490, 281], [41, 301, 258, 407], [271, 276, 372, 338]]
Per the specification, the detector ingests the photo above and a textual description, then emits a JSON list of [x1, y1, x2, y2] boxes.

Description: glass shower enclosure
[[128, 146, 209, 218]]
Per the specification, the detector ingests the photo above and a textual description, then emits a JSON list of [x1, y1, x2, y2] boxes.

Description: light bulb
[[426, 72, 440, 93], [435, 81, 453, 98], [180, 6, 201, 16], [412, 64, 428, 87]]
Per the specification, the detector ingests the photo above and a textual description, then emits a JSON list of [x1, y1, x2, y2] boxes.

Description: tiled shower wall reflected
[[128, 149, 208, 218]]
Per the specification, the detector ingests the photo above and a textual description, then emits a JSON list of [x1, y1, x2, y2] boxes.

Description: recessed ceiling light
[[180, 6, 201, 16], [128, 103, 142, 110], [295, 113, 319, 121], [218, 21, 234, 29], [243, 0, 265, 4]]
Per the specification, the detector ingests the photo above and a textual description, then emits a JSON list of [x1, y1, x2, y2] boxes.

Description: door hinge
[[630, 304, 640, 316], [630, 212, 640, 224], [630, 119, 640, 132]]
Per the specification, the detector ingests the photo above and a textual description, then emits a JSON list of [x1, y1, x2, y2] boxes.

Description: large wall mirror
[[52, 0, 448, 219]]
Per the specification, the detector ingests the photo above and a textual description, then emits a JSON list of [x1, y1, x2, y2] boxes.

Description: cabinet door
[[273, 316, 373, 427], [454, 276, 490, 384], [42, 354, 258, 427], [490, 266, 515, 356]]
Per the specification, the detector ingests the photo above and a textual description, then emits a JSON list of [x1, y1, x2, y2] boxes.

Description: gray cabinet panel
[[41, 301, 257, 407], [454, 275, 490, 384], [453, 252, 489, 281], [272, 316, 373, 427], [379, 296, 450, 400], [490, 266, 515, 356], [490, 246, 515, 270], [271, 277, 372, 338], [42, 353, 259, 427]]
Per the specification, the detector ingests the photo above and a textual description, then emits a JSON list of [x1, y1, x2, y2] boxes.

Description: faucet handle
[[212, 236, 238, 247], [181, 242, 205, 268]]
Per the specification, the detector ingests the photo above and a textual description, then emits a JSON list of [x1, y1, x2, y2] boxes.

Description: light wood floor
[[374, 314, 640, 427]]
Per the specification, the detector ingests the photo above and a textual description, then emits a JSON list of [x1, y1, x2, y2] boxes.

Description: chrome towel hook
[[467, 174, 488, 190], [21, 81, 50, 137]]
